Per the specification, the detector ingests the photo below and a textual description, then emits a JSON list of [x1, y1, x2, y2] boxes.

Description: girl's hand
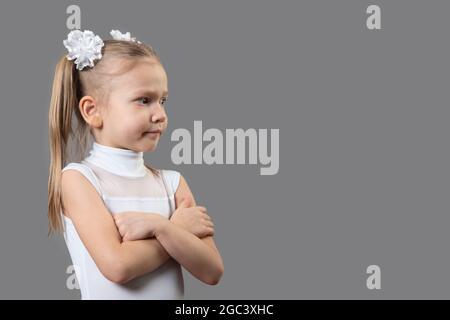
[[170, 199, 215, 238], [112, 211, 166, 241]]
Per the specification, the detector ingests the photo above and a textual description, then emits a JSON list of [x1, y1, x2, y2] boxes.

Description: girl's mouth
[[144, 131, 161, 138], [145, 129, 162, 134]]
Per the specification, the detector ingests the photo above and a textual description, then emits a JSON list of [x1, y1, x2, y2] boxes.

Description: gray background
[[0, 0, 448, 299]]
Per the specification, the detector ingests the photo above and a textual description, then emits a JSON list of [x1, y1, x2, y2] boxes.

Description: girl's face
[[99, 57, 169, 152]]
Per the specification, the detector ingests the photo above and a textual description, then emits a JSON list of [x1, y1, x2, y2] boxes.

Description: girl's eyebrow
[[133, 89, 169, 97]]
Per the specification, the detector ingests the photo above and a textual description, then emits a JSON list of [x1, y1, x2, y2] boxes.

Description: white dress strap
[[160, 169, 181, 215], [160, 169, 181, 196]]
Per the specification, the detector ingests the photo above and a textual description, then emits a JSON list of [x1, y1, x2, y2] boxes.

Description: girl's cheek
[[120, 123, 137, 137]]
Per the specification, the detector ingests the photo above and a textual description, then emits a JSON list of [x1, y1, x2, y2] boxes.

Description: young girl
[[47, 29, 224, 299]]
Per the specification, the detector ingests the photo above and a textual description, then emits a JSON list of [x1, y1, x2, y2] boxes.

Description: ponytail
[[47, 55, 89, 235]]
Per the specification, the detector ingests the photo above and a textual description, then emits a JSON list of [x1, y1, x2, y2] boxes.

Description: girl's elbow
[[205, 264, 224, 286], [106, 268, 130, 284], [101, 264, 129, 284], [98, 256, 131, 284]]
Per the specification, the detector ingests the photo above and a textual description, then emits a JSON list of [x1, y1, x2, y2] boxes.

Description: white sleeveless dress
[[60, 142, 184, 300]]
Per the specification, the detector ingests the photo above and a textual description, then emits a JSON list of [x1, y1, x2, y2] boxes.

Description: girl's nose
[[150, 104, 167, 123]]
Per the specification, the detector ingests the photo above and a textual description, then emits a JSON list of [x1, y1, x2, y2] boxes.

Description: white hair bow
[[110, 29, 142, 44], [63, 29, 142, 70], [63, 30, 104, 71]]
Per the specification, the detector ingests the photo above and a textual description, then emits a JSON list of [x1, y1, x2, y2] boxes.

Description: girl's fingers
[[202, 213, 211, 220], [202, 217, 213, 226], [204, 216, 214, 225], [205, 218, 214, 228]]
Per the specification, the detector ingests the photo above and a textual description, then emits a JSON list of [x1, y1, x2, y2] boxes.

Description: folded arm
[[154, 174, 224, 285]]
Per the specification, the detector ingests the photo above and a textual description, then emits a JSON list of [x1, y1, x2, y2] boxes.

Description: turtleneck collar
[[83, 142, 147, 177]]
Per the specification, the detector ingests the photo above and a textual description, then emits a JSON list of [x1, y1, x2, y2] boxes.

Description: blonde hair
[[48, 39, 162, 235]]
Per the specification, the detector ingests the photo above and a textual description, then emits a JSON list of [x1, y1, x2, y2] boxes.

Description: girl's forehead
[[110, 59, 168, 90]]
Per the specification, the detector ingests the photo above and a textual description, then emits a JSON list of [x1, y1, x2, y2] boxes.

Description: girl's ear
[[79, 95, 103, 128]]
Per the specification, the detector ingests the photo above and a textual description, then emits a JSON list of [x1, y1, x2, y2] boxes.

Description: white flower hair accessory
[[63, 30, 104, 71], [110, 29, 142, 44]]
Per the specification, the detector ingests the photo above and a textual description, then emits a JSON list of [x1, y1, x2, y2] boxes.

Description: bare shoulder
[[60, 168, 113, 227], [60, 169, 100, 219]]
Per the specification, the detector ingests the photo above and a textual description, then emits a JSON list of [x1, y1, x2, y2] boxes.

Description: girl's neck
[[83, 141, 147, 177]]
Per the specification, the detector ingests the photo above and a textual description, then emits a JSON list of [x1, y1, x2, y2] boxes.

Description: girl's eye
[[137, 97, 151, 105], [137, 97, 167, 106]]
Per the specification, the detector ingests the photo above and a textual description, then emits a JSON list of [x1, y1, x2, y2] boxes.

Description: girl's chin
[[138, 136, 159, 150], [134, 144, 157, 153]]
